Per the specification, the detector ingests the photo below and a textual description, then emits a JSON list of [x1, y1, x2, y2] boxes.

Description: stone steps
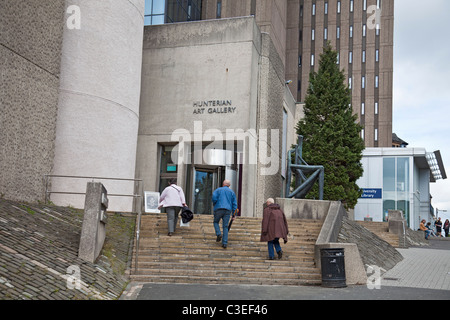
[[357, 221, 400, 248], [130, 214, 323, 286]]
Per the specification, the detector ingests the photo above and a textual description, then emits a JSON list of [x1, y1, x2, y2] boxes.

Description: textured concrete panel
[[0, 0, 65, 202]]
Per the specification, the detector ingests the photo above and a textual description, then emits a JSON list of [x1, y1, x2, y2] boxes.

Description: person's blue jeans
[[268, 238, 282, 259], [213, 209, 231, 245]]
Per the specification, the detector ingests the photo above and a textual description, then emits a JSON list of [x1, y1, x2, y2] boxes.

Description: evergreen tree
[[296, 42, 364, 209]]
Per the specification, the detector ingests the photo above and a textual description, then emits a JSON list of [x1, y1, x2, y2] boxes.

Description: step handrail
[[43, 174, 143, 272]]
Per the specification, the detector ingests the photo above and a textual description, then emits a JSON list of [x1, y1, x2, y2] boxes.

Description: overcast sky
[[393, 0, 450, 222]]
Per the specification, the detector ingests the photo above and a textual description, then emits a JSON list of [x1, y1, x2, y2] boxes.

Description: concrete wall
[[50, 0, 145, 211], [276, 198, 331, 220], [202, 0, 288, 68], [254, 31, 287, 217], [0, 0, 65, 202]]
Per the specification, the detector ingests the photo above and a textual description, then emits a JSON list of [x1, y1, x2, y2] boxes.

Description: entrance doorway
[[192, 167, 225, 215], [182, 148, 241, 215]]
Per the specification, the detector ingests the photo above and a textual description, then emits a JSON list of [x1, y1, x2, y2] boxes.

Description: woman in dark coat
[[260, 198, 289, 260]]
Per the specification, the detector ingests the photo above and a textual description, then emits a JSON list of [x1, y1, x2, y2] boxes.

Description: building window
[[362, 76, 365, 88], [361, 102, 365, 115], [350, 0, 354, 12], [324, 27, 328, 40], [311, 54, 315, 66], [145, 0, 203, 25], [383, 157, 410, 224], [349, 26, 353, 38], [376, 49, 380, 62], [337, 53, 340, 64], [281, 109, 288, 178], [363, 0, 367, 11], [217, 1, 222, 18], [299, 55, 302, 67], [349, 51, 353, 64], [375, 75, 379, 88], [312, 29, 315, 41], [325, 2, 328, 14], [158, 145, 178, 193], [144, 0, 166, 25], [375, 129, 378, 141], [348, 77, 352, 89], [337, 1, 341, 13], [312, 3, 316, 16], [362, 50, 366, 63], [337, 26, 340, 39], [375, 102, 379, 114], [363, 24, 367, 37]]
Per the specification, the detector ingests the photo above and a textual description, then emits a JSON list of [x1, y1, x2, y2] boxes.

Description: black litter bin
[[320, 248, 346, 288]]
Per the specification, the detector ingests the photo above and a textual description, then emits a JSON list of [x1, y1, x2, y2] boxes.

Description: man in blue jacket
[[212, 180, 238, 248]]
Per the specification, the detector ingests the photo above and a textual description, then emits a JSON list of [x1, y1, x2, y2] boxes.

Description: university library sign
[[192, 100, 237, 115]]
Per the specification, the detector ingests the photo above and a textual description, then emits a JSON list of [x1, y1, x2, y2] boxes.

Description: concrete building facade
[[1, 0, 395, 216], [296, 0, 394, 148], [1, 0, 146, 211], [136, 17, 301, 217], [145, 0, 395, 148], [354, 148, 446, 231]]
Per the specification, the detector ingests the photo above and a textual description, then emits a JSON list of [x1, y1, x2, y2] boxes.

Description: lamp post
[[436, 208, 447, 220]]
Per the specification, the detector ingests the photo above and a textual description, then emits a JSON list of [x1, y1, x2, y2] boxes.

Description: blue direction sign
[[360, 189, 382, 199]]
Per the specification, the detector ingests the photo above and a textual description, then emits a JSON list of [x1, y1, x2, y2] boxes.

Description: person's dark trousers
[[213, 209, 231, 246], [267, 238, 282, 259]]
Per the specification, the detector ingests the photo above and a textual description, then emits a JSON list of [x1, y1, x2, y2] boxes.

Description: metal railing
[[43, 174, 144, 273]]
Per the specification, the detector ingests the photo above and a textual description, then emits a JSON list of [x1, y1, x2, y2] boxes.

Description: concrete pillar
[[51, 0, 145, 211]]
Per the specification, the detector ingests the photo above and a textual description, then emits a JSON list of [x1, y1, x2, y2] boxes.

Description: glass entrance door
[[192, 166, 227, 215], [193, 168, 216, 215]]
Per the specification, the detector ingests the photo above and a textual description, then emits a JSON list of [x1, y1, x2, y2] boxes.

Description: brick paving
[[0, 199, 135, 300], [381, 244, 450, 291]]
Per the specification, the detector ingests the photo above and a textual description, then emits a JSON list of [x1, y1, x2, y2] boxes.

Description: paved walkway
[[381, 241, 450, 291], [122, 239, 450, 300]]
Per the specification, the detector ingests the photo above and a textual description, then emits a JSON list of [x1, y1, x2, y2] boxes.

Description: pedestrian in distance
[[443, 219, 450, 238], [158, 178, 187, 236], [212, 180, 238, 249], [426, 222, 437, 237], [419, 219, 431, 240], [435, 217, 443, 237], [260, 198, 289, 260]]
